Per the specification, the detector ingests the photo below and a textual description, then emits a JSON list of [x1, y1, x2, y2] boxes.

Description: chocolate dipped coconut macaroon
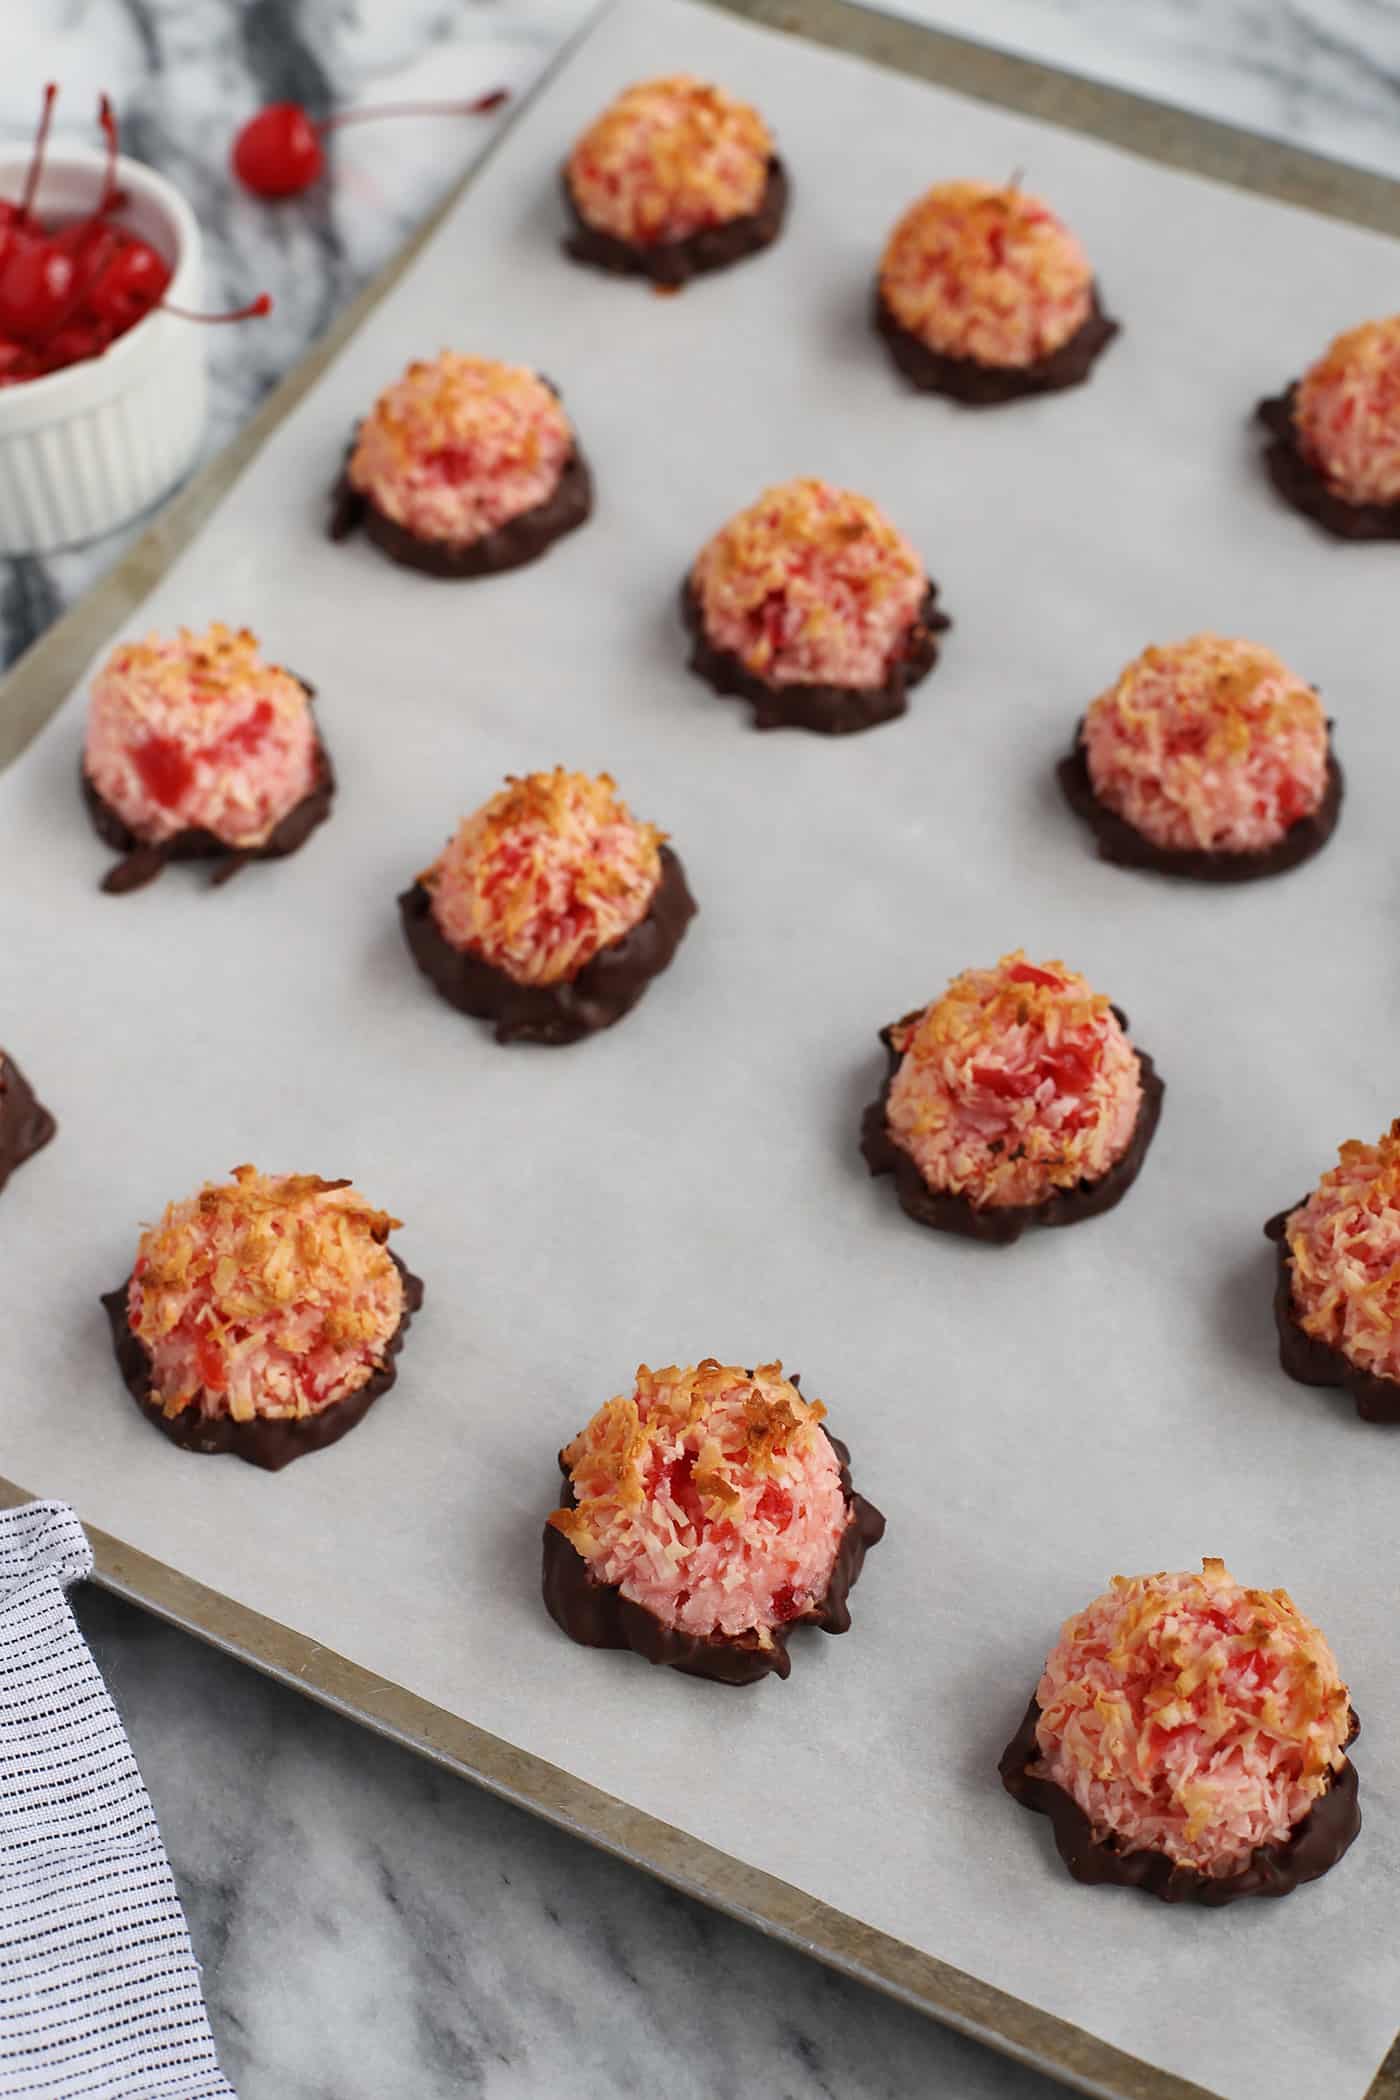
[[543, 1359, 884, 1685], [1001, 1559, 1360, 1903], [400, 768, 696, 1045], [861, 952, 1163, 1244], [683, 477, 950, 733], [1267, 1122, 1400, 1423], [331, 353, 592, 576], [1059, 633, 1342, 881], [875, 180, 1118, 403], [82, 622, 333, 894], [1257, 314, 1400, 540], [562, 75, 788, 288], [105, 1166, 423, 1470], [0, 1049, 56, 1197]]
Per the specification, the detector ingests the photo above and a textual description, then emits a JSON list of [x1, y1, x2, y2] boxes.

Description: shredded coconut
[[550, 1360, 849, 1643], [879, 181, 1093, 368], [567, 75, 771, 246], [1082, 633, 1328, 855], [1294, 315, 1400, 508], [421, 769, 662, 986], [348, 354, 573, 545], [128, 1166, 405, 1424], [84, 623, 318, 848], [1285, 1123, 1400, 1385], [1034, 1559, 1352, 1875], [884, 952, 1142, 1209], [691, 477, 927, 690]]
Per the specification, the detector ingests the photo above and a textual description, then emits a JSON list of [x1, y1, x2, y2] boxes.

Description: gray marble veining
[[76, 1588, 1067, 2100], [7, 1, 1400, 2094]]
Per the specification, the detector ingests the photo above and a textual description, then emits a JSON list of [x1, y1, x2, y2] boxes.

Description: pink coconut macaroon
[[1000, 1560, 1360, 1902], [875, 181, 1118, 402], [1267, 1123, 1400, 1422], [543, 1359, 885, 1684], [861, 951, 1164, 1243], [331, 353, 592, 576], [563, 76, 787, 287], [1258, 315, 1400, 538], [82, 622, 331, 894], [104, 1165, 424, 1470], [399, 769, 697, 1044], [684, 477, 949, 733], [1062, 634, 1341, 879]]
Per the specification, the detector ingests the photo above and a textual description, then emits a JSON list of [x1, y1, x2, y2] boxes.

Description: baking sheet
[[2, 2, 1399, 2094]]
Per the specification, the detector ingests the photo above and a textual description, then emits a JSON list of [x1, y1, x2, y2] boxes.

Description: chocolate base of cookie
[[1000, 1695, 1360, 1903], [102, 1255, 424, 1471], [330, 446, 593, 578], [860, 1008, 1164, 1245], [681, 578, 949, 735], [399, 844, 696, 1045], [1265, 1206, 1400, 1422], [84, 694, 334, 895], [542, 1428, 885, 1686], [0, 1050, 57, 1197], [1057, 728, 1344, 883], [1257, 388, 1400, 541], [873, 286, 1119, 404], [562, 159, 789, 288]]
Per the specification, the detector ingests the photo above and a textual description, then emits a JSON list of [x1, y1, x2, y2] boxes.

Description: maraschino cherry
[[0, 84, 272, 386], [231, 89, 509, 199]]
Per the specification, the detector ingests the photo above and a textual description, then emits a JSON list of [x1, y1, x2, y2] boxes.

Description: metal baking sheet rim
[[2, 5, 1398, 2096]]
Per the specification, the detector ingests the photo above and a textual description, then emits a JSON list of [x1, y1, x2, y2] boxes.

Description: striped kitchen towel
[[0, 1501, 233, 2099]]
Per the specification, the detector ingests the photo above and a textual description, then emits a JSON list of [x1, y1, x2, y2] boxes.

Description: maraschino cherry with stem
[[231, 88, 509, 199], [0, 82, 272, 387]]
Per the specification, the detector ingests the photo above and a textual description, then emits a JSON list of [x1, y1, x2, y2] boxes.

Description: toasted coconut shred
[[1082, 634, 1328, 855], [1286, 1124, 1400, 1383], [1034, 1560, 1352, 1875], [84, 622, 318, 848], [1294, 315, 1400, 508], [421, 769, 662, 986], [128, 1166, 405, 1423], [348, 353, 573, 545], [567, 75, 771, 246], [550, 1360, 849, 1643], [886, 952, 1142, 1210], [879, 181, 1094, 369], [692, 477, 927, 690]]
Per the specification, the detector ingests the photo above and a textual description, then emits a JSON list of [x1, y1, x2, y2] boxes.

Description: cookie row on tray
[[0, 1138, 1363, 1910]]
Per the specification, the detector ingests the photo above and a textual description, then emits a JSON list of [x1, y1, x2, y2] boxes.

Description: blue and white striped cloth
[[0, 1502, 232, 2099]]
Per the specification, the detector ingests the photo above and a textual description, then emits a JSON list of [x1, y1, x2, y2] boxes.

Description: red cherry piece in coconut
[[232, 103, 324, 198]]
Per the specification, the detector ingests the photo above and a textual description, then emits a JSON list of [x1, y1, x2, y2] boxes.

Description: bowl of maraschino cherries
[[0, 86, 269, 554]]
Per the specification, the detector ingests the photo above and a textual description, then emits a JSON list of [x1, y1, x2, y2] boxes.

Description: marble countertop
[[9, 3, 1400, 2094]]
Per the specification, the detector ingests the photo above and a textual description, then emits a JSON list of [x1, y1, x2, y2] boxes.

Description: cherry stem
[[19, 83, 58, 224], [161, 291, 273, 324], [316, 89, 508, 134], [97, 93, 119, 216]]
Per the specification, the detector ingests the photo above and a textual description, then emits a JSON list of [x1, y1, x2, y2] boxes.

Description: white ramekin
[[0, 148, 207, 555]]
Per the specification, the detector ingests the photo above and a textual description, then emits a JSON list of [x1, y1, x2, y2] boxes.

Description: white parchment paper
[[3, 5, 1399, 2093]]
